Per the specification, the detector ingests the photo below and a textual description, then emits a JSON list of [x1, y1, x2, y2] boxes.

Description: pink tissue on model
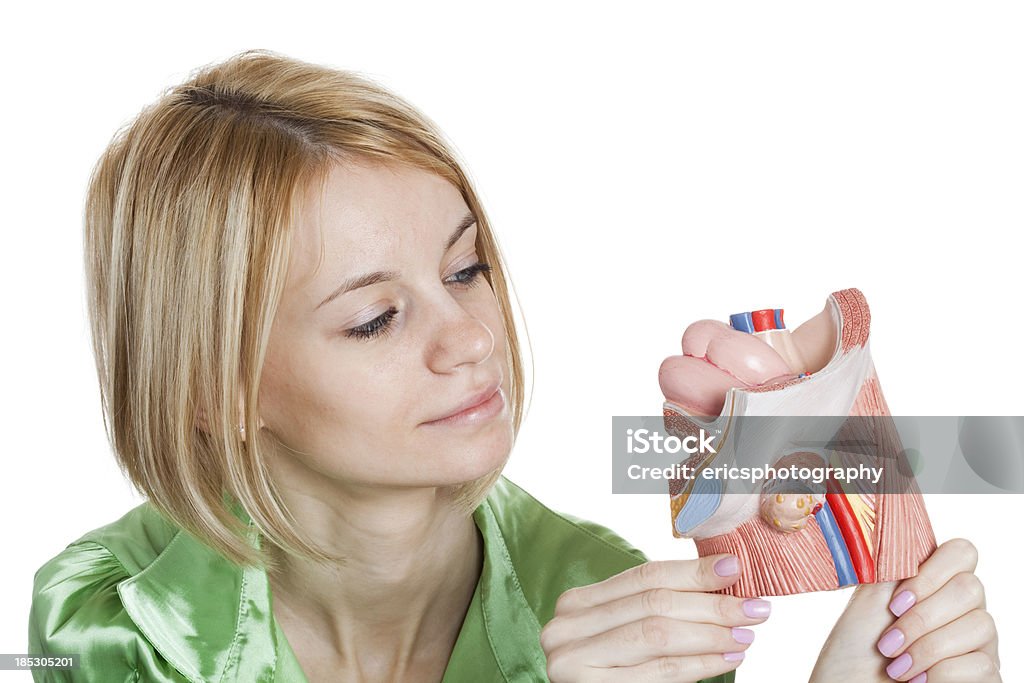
[[660, 319, 797, 416]]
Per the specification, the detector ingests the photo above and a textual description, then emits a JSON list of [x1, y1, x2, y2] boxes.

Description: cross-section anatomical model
[[659, 288, 936, 597]]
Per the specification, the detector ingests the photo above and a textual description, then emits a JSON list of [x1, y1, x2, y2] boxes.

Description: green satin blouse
[[29, 475, 734, 682]]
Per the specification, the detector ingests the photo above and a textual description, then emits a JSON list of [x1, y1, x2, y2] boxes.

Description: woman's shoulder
[[488, 475, 648, 562], [28, 502, 189, 681], [31, 501, 181, 592], [484, 476, 649, 624]]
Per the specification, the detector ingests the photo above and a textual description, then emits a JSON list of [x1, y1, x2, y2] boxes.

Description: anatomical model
[[659, 288, 936, 597]]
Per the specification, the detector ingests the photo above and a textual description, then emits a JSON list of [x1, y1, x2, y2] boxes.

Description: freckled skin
[[258, 160, 515, 491]]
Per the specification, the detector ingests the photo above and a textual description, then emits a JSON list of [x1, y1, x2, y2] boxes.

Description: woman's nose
[[425, 310, 496, 373]]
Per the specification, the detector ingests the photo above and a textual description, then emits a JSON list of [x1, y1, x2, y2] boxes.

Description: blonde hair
[[84, 49, 531, 568]]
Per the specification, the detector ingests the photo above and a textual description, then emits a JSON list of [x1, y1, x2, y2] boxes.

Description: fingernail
[[731, 627, 755, 644], [723, 651, 745, 662], [889, 590, 916, 617], [742, 598, 771, 618], [877, 628, 905, 657], [714, 555, 739, 576], [886, 652, 912, 679], [908, 673, 927, 683]]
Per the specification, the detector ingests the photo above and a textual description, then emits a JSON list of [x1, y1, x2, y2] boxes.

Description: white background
[[3, 1, 1021, 680]]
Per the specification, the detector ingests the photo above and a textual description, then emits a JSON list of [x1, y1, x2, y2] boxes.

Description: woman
[[28, 50, 999, 682]]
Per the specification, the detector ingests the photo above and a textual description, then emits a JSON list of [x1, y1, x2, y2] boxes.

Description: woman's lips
[[422, 384, 504, 427]]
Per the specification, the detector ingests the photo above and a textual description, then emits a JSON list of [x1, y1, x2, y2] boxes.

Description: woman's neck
[[265, 475, 484, 681]]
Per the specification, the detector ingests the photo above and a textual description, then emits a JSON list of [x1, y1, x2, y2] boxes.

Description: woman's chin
[[437, 444, 511, 485], [415, 415, 513, 467]]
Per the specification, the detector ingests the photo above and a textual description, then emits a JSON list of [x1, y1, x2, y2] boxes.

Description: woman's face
[[258, 160, 513, 489]]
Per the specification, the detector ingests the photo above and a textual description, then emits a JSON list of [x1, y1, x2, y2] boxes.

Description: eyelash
[[344, 261, 492, 341]]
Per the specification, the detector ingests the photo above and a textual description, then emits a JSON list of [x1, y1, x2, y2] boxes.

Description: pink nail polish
[[714, 556, 739, 576], [732, 627, 755, 644], [723, 651, 745, 662], [886, 652, 912, 679], [889, 590, 916, 617], [742, 599, 771, 618], [908, 673, 927, 683], [877, 628, 905, 657]]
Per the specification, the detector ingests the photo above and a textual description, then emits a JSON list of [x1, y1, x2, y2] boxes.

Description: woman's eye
[[446, 261, 491, 287], [345, 306, 398, 341], [343, 262, 491, 342]]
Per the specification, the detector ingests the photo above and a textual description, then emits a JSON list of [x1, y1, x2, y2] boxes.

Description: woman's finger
[[580, 652, 746, 683], [876, 571, 986, 658], [887, 539, 979, 618], [554, 554, 742, 616], [550, 617, 753, 670], [982, 629, 1000, 671], [542, 589, 770, 651], [883, 608, 996, 681], [925, 651, 1000, 682]]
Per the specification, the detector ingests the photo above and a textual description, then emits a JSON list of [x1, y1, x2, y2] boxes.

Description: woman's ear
[[239, 414, 268, 442], [195, 403, 264, 441]]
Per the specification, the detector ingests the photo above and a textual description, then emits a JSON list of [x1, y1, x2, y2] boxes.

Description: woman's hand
[[540, 553, 770, 682], [810, 538, 1001, 682]]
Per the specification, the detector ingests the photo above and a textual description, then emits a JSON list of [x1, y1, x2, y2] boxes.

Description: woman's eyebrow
[[443, 211, 477, 251], [315, 211, 477, 310]]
